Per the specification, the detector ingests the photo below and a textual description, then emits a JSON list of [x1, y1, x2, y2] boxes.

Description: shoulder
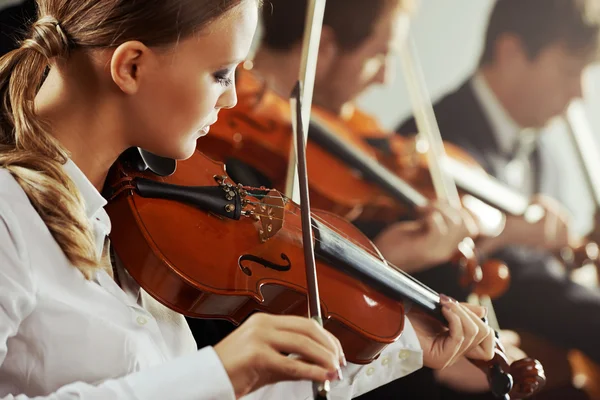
[[396, 80, 476, 135]]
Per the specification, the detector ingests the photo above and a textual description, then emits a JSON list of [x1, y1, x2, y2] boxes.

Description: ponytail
[[0, 16, 98, 278]]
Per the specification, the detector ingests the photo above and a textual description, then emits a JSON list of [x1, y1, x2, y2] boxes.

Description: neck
[[478, 65, 529, 128], [35, 60, 128, 191], [252, 47, 349, 117]]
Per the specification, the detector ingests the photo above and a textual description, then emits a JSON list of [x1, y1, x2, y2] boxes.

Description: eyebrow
[[213, 59, 245, 70]]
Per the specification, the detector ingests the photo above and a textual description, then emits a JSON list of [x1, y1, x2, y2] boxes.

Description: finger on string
[[461, 303, 487, 319], [460, 304, 494, 353], [457, 304, 495, 361], [452, 302, 480, 345], [438, 295, 464, 366], [443, 296, 478, 355]]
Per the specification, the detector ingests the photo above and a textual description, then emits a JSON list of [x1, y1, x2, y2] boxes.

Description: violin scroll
[[471, 344, 545, 399], [455, 240, 511, 300], [475, 259, 511, 300], [509, 358, 546, 399]]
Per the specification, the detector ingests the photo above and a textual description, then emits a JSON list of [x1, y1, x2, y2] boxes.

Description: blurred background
[[4, 0, 594, 233]]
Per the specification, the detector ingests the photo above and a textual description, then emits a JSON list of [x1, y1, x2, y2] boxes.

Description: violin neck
[[308, 116, 429, 210], [312, 218, 443, 321], [444, 157, 531, 216]]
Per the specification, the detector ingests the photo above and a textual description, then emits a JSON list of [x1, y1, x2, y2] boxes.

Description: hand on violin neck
[[434, 329, 527, 394], [213, 314, 345, 398], [408, 296, 495, 371], [374, 204, 478, 273]]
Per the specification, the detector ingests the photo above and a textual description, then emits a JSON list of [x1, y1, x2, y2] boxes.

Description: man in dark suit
[[398, 0, 600, 370]]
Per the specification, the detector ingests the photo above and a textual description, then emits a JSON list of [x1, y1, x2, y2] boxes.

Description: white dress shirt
[[471, 72, 538, 195], [0, 160, 423, 399]]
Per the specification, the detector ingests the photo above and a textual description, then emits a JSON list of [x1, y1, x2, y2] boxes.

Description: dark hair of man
[[261, 0, 408, 51], [480, 0, 600, 65]]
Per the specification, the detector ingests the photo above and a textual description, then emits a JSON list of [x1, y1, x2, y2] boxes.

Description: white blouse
[[0, 160, 423, 399]]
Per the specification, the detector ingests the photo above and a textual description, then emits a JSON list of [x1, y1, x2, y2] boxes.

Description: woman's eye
[[214, 69, 234, 87]]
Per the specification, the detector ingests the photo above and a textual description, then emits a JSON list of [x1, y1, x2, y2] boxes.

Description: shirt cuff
[[329, 315, 423, 399], [123, 346, 235, 400]]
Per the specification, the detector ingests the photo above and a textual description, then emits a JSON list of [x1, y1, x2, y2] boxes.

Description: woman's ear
[[110, 41, 152, 95]]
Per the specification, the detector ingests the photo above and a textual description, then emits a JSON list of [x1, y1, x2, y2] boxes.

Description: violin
[[200, 68, 509, 299], [103, 147, 544, 398]]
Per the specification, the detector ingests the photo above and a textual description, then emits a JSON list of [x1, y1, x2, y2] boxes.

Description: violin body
[[104, 148, 544, 397], [105, 149, 405, 364]]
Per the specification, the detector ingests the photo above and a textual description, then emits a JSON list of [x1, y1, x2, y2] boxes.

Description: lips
[[198, 119, 217, 137]]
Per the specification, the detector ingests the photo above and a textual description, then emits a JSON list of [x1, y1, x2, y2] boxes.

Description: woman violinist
[[200, 0, 530, 397], [0, 0, 496, 399]]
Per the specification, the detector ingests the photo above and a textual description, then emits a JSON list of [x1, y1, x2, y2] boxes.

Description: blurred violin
[[200, 68, 509, 299]]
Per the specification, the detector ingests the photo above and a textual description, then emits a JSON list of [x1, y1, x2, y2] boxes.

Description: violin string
[[247, 208, 440, 298], [246, 195, 414, 269], [245, 201, 288, 209], [245, 194, 433, 285]]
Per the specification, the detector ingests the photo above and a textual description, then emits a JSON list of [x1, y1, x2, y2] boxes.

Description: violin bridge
[[256, 190, 285, 242]]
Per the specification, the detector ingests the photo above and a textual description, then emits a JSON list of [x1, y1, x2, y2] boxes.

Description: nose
[[572, 78, 584, 100], [373, 56, 395, 86], [217, 84, 238, 110]]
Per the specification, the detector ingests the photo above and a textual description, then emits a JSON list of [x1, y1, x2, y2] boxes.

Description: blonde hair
[[0, 0, 245, 278]]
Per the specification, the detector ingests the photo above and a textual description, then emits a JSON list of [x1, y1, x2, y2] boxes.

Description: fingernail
[[341, 353, 348, 367], [327, 370, 339, 381], [337, 367, 344, 381]]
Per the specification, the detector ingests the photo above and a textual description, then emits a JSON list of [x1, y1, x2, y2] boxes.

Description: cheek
[[162, 75, 211, 131], [336, 61, 371, 96], [130, 71, 217, 158], [161, 73, 217, 128], [538, 71, 572, 112], [524, 68, 557, 106]]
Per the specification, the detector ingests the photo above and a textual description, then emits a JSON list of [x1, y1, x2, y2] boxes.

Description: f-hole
[[238, 254, 292, 276]]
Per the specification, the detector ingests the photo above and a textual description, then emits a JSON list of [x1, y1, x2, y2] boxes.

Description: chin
[[176, 140, 199, 161], [144, 142, 196, 162]]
